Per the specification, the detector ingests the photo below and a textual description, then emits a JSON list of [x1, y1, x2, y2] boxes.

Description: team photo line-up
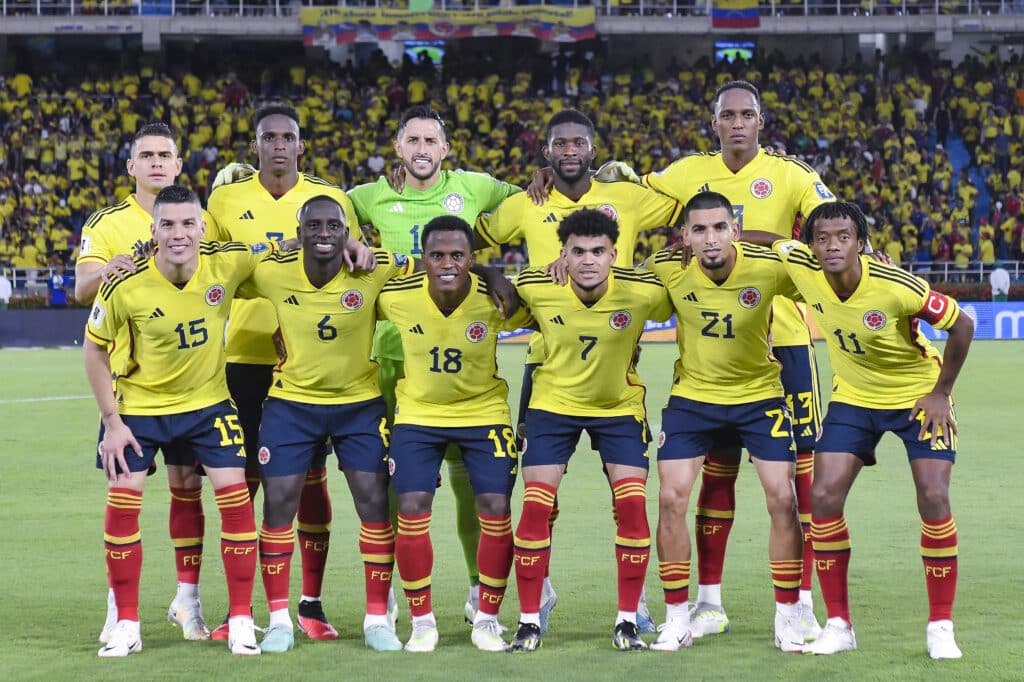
[[82, 84, 971, 660]]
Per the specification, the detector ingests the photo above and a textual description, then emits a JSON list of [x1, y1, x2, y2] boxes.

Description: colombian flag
[[711, 0, 760, 29]]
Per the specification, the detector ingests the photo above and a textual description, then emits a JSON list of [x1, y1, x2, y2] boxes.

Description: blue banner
[[917, 301, 1024, 340]]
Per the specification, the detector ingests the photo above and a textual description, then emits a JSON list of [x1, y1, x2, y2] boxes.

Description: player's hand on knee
[[527, 167, 555, 206], [212, 162, 256, 189], [910, 391, 956, 447], [101, 422, 143, 482], [100, 254, 139, 284], [594, 160, 640, 185]]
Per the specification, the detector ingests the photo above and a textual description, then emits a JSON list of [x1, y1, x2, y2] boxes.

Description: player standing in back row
[[603, 80, 835, 638], [347, 106, 521, 623]]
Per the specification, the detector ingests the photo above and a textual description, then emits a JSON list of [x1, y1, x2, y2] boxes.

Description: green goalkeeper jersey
[[348, 170, 520, 257], [348, 169, 521, 360]]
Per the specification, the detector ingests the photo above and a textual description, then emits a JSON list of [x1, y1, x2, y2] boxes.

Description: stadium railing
[[2, 0, 1021, 18], [2, 261, 1022, 298]]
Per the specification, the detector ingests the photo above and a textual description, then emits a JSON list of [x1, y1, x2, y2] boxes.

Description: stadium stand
[[0, 40, 1021, 298]]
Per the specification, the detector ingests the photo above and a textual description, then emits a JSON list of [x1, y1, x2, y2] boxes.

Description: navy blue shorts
[[658, 396, 796, 462], [775, 343, 823, 451], [523, 409, 651, 470], [95, 400, 247, 475], [389, 423, 517, 496], [257, 397, 389, 477], [815, 402, 958, 465]]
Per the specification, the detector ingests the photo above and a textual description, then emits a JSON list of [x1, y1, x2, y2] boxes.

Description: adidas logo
[[549, 315, 565, 325], [683, 292, 699, 303], [813, 303, 824, 314], [800, 426, 813, 437], [284, 295, 299, 306], [698, 183, 710, 193], [275, 379, 283, 389], [409, 324, 424, 334], [389, 203, 404, 213], [239, 210, 255, 220], [149, 307, 165, 318], [543, 213, 559, 223]]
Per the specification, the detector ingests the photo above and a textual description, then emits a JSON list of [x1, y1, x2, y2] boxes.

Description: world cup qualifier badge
[[598, 204, 618, 221], [443, 192, 465, 214], [738, 287, 762, 308], [863, 310, 887, 330], [750, 178, 773, 199], [341, 289, 364, 310], [258, 447, 271, 465], [466, 322, 488, 342], [388, 457, 396, 476], [609, 310, 632, 330], [205, 284, 226, 306]]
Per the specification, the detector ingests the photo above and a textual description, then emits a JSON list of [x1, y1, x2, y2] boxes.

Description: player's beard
[[404, 156, 441, 182], [553, 159, 590, 184]]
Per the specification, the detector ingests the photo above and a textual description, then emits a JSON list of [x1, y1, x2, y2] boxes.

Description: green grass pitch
[[0, 341, 1021, 681]]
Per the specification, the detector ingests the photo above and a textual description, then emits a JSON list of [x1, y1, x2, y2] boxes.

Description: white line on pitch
[[0, 395, 92, 404]]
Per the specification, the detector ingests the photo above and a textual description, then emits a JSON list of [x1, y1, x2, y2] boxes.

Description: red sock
[[477, 513, 513, 616], [659, 560, 690, 606], [811, 514, 851, 623], [921, 515, 958, 621], [795, 451, 814, 592], [396, 512, 433, 617], [544, 499, 559, 580], [216, 483, 257, 618], [771, 559, 802, 604], [169, 486, 204, 585], [514, 482, 555, 613], [297, 467, 331, 599], [695, 458, 739, 585], [359, 521, 395, 616], [612, 478, 650, 612], [259, 522, 294, 613], [105, 488, 143, 622]]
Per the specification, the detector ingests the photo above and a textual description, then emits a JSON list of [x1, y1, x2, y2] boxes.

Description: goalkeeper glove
[[594, 160, 641, 184], [212, 162, 256, 189]]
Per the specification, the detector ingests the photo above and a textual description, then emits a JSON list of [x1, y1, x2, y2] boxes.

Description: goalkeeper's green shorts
[[372, 321, 405, 361]]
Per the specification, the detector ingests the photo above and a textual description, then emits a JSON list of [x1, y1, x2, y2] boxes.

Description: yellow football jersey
[[376, 272, 532, 428], [515, 267, 673, 419], [207, 173, 358, 365], [775, 241, 961, 409], [648, 243, 799, 405], [238, 248, 413, 405], [476, 181, 681, 363], [78, 194, 222, 377], [643, 148, 835, 347], [85, 242, 273, 415]]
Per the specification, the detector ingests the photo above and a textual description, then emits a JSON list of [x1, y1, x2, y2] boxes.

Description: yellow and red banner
[[302, 7, 596, 45], [711, 0, 760, 29]]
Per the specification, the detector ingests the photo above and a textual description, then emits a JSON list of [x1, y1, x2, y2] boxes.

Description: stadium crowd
[[0, 45, 1022, 281]]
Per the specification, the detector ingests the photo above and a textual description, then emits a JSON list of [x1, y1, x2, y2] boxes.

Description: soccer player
[[602, 80, 835, 637], [509, 209, 672, 653], [475, 108, 682, 634], [76, 122, 221, 644], [645, 192, 806, 653], [377, 216, 529, 653], [348, 105, 521, 622], [770, 202, 972, 659], [207, 104, 366, 641], [84, 186, 265, 657], [238, 195, 414, 653]]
